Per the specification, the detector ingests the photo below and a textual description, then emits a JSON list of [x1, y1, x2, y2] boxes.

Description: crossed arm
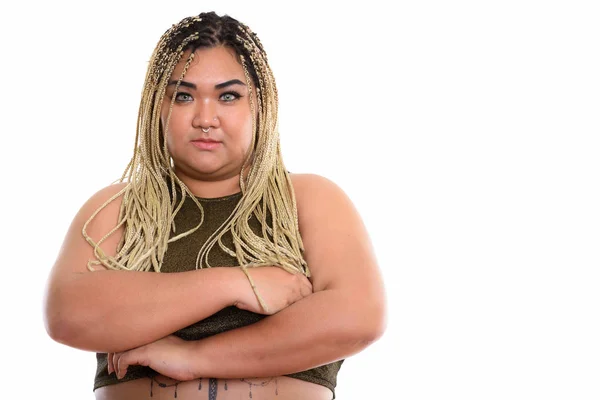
[[44, 174, 386, 379]]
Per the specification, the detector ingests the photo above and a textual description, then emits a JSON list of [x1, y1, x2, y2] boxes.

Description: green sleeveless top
[[93, 190, 344, 396]]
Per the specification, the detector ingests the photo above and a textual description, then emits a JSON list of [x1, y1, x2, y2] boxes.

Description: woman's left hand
[[108, 335, 197, 381]]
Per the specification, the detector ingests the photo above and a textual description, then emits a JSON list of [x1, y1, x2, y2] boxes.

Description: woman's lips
[[191, 140, 221, 150]]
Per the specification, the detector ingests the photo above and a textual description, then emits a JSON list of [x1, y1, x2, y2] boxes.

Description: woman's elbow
[[362, 302, 387, 344], [44, 307, 76, 346], [342, 301, 387, 350], [43, 288, 87, 348]]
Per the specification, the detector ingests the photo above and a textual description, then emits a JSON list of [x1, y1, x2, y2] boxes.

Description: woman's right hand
[[234, 267, 313, 315]]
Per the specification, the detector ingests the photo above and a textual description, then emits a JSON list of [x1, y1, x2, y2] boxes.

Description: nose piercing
[[201, 127, 210, 133]]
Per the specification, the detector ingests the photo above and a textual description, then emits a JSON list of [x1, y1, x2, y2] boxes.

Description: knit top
[[93, 189, 344, 396]]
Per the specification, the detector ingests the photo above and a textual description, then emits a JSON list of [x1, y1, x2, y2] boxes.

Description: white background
[[1, 0, 599, 399]]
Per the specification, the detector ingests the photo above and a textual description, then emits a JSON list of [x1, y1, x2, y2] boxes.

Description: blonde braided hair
[[82, 12, 309, 311]]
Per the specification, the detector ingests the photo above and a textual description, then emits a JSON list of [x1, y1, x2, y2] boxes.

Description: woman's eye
[[220, 92, 241, 102], [175, 92, 193, 102]]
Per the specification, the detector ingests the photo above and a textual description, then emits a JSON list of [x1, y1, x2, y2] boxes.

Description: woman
[[43, 12, 386, 400]]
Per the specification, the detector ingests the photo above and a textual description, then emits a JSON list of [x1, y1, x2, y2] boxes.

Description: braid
[[82, 12, 308, 311]]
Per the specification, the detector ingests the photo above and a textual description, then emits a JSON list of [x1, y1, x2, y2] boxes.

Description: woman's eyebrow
[[166, 79, 247, 90], [167, 80, 196, 89], [214, 79, 246, 89]]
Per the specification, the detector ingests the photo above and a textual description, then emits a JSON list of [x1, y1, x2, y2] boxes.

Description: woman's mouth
[[191, 139, 221, 150]]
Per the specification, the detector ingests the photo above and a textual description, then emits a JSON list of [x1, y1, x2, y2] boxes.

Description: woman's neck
[[173, 165, 251, 199]]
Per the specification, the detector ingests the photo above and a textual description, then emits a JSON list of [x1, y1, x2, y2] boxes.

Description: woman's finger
[[116, 349, 136, 379], [111, 352, 120, 376], [114, 352, 126, 379]]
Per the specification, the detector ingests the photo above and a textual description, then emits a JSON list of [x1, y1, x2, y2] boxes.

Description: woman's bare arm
[[187, 174, 387, 376], [113, 173, 387, 378], [43, 183, 311, 353]]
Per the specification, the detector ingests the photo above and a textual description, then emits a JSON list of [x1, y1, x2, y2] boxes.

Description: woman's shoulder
[[288, 173, 356, 219], [82, 182, 129, 213], [73, 182, 129, 232], [90, 182, 129, 199], [289, 173, 341, 196]]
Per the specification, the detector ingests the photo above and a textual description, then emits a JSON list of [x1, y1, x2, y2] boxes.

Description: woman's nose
[[191, 99, 218, 129]]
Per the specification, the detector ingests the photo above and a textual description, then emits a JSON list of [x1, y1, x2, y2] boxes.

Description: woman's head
[[135, 12, 279, 187]]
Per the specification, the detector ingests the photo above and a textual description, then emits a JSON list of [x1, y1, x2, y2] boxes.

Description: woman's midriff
[[95, 374, 334, 400]]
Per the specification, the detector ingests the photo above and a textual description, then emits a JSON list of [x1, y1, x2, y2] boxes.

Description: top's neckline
[[193, 191, 243, 202]]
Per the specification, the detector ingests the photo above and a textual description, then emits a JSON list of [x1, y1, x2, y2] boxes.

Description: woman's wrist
[[188, 339, 210, 379], [198, 267, 247, 309]]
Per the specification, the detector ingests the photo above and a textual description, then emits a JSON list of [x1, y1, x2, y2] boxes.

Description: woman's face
[[161, 46, 255, 182]]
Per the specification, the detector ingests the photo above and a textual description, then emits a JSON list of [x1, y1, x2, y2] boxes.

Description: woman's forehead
[[170, 46, 244, 79]]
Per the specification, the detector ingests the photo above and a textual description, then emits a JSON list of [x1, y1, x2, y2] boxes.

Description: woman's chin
[[177, 164, 236, 180]]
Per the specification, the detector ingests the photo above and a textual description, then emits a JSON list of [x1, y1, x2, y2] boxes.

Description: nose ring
[[201, 127, 210, 133]]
